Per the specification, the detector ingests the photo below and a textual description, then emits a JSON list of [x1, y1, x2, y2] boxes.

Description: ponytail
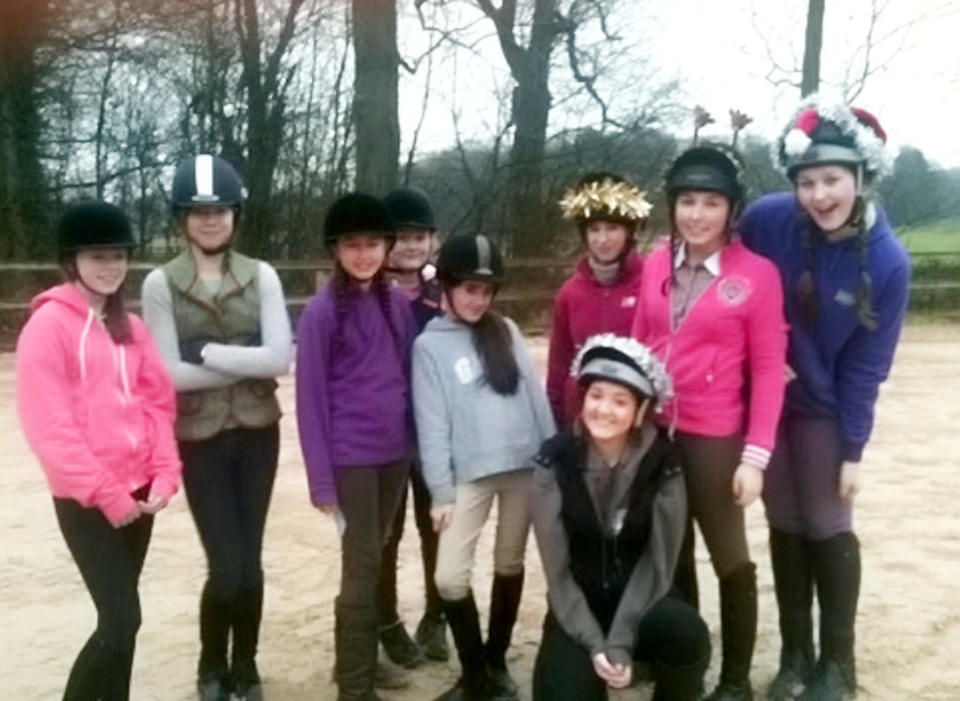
[[472, 310, 520, 396]]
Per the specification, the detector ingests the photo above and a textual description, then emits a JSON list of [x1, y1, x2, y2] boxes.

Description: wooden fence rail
[[0, 252, 956, 348]]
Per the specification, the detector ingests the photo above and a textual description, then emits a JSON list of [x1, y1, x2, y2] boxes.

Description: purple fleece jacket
[[738, 192, 910, 462], [296, 280, 416, 506]]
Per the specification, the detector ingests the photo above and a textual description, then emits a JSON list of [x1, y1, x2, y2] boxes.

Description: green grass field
[[897, 221, 960, 254]]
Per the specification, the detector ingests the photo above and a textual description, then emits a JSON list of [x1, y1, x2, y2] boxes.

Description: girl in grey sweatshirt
[[412, 234, 554, 701]]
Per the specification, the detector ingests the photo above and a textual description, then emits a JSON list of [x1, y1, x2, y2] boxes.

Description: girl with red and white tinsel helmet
[[738, 95, 910, 701]]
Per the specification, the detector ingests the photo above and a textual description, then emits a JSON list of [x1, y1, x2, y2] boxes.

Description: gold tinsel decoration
[[558, 178, 653, 222]]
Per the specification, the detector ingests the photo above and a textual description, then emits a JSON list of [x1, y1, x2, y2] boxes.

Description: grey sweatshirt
[[412, 315, 556, 506], [141, 261, 292, 392], [530, 426, 687, 665]]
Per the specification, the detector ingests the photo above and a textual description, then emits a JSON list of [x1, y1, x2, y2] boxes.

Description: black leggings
[[532, 595, 709, 701], [378, 456, 441, 623], [54, 491, 154, 701], [180, 425, 279, 680]]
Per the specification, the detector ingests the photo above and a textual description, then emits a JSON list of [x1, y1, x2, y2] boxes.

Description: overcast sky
[[396, 0, 960, 168]]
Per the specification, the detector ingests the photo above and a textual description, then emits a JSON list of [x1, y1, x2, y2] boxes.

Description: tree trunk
[[352, 0, 399, 194], [0, 0, 50, 259], [801, 0, 825, 97], [478, 0, 560, 256]]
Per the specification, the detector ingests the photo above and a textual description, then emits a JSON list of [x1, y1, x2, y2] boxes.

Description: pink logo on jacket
[[717, 275, 752, 306]]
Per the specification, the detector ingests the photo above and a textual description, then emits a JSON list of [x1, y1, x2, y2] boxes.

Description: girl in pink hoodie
[[632, 144, 787, 701], [16, 201, 180, 701]]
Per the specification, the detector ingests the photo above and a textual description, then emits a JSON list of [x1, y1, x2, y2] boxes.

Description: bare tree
[[234, 0, 308, 258]]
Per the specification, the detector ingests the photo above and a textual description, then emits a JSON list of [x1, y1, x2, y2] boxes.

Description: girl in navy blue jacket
[[739, 97, 910, 701]]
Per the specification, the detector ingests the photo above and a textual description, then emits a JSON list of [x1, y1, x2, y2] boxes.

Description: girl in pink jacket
[[16, 202, 180, 701], [632, 144, 787, 701]]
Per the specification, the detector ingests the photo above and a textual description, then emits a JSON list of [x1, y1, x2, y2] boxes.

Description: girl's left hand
[[838, 461, 861, 500], [732, 463, 764, 507], [430, 504, 455, 532], [138, 487, 170, 515]]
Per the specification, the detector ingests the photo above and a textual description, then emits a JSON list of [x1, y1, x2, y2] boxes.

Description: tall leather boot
[[197, 581, 233, 699], [231, 582, 264, 700], [485, 571, 524, 699], [768, 529, 816, 700], [705, 562, 757, 701], [435, 592, 495, 701], [800, 533, 860, 701], [335, 596, 382, 701]]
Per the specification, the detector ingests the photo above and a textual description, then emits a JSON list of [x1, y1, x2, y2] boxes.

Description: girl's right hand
[[430, 504, 455, 532], [316, 504, 338, 517], [592, 652, 631, 688], [115, 502, 142, 528]]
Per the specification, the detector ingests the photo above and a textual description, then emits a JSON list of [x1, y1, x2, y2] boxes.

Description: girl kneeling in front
[[531, 334, 709, 700]]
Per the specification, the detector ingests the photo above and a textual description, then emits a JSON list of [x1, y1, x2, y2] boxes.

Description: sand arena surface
[[2, 326, 959, 700]]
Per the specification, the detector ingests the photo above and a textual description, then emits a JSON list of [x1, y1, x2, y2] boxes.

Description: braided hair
[[331, 263, 402, 355]]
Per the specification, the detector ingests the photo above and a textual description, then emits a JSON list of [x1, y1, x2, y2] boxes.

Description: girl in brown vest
[[141, 155, 292, 701]]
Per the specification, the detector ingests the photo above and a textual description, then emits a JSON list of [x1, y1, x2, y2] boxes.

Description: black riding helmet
[[323, 192, 396, 250], [384, 187, 436, 231], [436, 234, 503, 285], [171, 155, 246, 212], [665, 143, 745, 213], [57, 201, 136, 256]]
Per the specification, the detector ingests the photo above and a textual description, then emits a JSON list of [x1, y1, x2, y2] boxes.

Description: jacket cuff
[[310, 486, 336, 508], [740, 443, 772, 470], [149, 471, 180, 502], [430, 485, 455, 507], [841, 440, 864, 463], [100, 491, 137, 527], [606, 646, 631, 667]]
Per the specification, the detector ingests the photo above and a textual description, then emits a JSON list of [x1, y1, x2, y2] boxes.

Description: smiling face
[[74, 247, 129, 297], [673, 190, 730, 258], [446, 279, 495, 324], [581, 379, 641, 443], [335, 233, 389, 283], [184, 205, 235, 255], [585, 219, 631, 264], [794, 164, 858, 232], [388, 227, 434, 271]]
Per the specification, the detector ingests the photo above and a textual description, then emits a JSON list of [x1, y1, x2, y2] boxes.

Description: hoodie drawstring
[[78, 308, 95, 382]]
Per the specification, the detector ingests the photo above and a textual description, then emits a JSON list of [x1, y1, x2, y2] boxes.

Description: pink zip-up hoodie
[[632, 241, 788, 467], [16, 283, 181, 526]]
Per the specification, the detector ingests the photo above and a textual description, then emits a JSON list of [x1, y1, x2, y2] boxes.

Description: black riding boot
[[705, 562, 757, 701], [485, 571, 524, 699], [800, 533, 860, 701], [231, 582, 264, 700], [768, 529, 816, 700], [197, 582, 233, 698], [435, 592, 495, 701], [335, 597, 381, 701]]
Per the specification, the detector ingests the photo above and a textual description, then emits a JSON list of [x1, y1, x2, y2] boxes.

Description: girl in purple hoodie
[[16, 202, 181, 701], [296, 193, 416, 701]]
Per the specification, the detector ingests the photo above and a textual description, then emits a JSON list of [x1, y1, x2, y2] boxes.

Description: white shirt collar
[[673, 244, 722, 276]]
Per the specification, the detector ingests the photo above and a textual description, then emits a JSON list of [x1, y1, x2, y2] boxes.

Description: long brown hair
[[60, 252, 133, 344]]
